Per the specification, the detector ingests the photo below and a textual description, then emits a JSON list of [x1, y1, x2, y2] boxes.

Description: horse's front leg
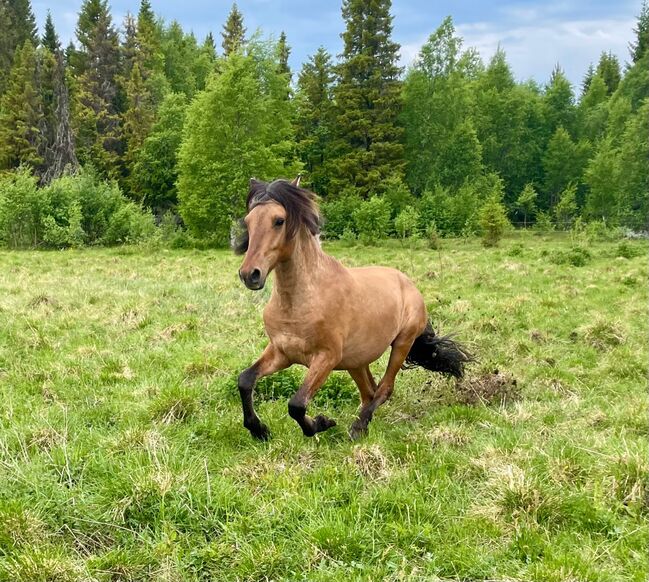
[[239, 344, 289, 440], [288, 353, 338, 437]]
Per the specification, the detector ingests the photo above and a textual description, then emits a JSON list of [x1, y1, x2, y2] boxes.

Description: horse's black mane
[[233, 179, 321, 255]]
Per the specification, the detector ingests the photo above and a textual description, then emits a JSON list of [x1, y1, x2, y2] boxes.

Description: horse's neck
[[272, 232, 328, 308]]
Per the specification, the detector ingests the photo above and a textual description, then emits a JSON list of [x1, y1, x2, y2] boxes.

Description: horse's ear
[[291, 174, 302, 188]]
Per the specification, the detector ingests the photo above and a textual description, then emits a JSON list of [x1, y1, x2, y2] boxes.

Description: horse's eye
[[274, 217, 285, 228]]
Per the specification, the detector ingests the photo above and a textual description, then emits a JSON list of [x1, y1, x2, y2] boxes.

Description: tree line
[[0, 0, 647, 248]]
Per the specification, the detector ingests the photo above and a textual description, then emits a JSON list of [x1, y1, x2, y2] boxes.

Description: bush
[[0, 168, 48, 248], [479, 196, 510, 247], [382, 174, 416, 220], [353, 196, 391, 245], [321, 190, 361, 238], [0, 167, 154, 248], [535, 211, 555, 233], [394, 206, 420, 239], [551, 246, 592, 267]]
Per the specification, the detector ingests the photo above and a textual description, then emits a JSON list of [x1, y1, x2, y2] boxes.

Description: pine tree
[[277, 31, 291, 77], [295, 46, 334, 195], [41, 11, 61, 53], [629, 0, 649, 63], [123, 62, 155, 197], [221, 3, 246, 56], [543, 65, 576, 137], [581, 63, 594, 96], [0, 0, 38, 94], [515, 184, 538, 227], [331, 0, 404, 196], [0, 40, 43, 170], [131, 92, 187, 213], [74, 0, 122, 178], [8, 0, 38, 46], [595, 51, 621, 95]]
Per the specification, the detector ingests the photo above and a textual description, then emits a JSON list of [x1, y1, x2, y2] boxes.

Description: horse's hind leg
[[349, 333, 417, 440], [348, 365, 377, 407], [288, 353, 337, 437], [239, 344, 289, 440]]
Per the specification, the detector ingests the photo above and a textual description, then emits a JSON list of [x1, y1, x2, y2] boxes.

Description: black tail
[[404, 321, 474, 379]]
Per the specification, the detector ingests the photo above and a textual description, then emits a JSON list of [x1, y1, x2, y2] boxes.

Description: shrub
[[394, 206, 420, 239], [0, 168, 48, 248], [0, 167, 154, 248], [353, 196, 391, 244], [535, 211, 555, 233], [102, 202, 155, 245], [382, 174, 416, 219], [321, 190, 361, 238], [479, 196, 510, 247]]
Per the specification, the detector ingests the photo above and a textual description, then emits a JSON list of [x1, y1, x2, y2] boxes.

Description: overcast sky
[[33, 0, 640, 88]]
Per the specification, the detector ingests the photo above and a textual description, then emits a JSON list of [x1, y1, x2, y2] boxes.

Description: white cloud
[[400, 15, 636, 88]]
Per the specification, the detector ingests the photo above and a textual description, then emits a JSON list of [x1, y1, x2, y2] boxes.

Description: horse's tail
[[404, 321, 474, 379]]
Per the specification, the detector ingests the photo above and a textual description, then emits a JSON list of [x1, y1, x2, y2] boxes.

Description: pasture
[[0, 234, 646, 581]]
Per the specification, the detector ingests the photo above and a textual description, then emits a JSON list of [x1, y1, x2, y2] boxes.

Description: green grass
[[0, 233, 646, 581]]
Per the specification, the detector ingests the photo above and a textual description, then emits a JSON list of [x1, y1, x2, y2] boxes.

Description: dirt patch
[[454, 370, 520, 406]]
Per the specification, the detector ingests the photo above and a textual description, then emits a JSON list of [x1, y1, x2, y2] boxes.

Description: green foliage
[[394, 206, 420, 239], [330, 0, 404, 196], [0, 166, 153, 248], [221, 2, 246, 56], [402, 17, 483, 193], [515, 184, 537, 227], [554, 183, 578, 230], [177, 45, 300, 244], [321, 190, 361, 239], [295, 47, 335, 196], [479, 195, 510, 247], [131, 92, 187, 213], [352, 196, 391, 244], [0, 41, 43, 171]]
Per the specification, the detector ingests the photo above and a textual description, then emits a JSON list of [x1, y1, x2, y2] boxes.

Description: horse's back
[[331, 265, 427, 368]]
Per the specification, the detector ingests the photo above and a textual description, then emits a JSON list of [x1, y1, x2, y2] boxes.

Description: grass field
[[0, 234, 647, 581]]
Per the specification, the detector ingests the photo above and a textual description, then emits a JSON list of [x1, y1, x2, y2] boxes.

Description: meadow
[[0, 234, 646, 581]]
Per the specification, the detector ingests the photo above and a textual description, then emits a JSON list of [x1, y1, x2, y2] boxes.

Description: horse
[[234, 177, 472, 440]]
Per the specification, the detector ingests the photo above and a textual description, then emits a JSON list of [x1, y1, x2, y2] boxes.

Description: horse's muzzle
[[239, 268, 265, 290]]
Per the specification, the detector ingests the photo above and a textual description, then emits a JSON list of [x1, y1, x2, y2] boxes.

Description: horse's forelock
[[246, 179, 321, 238]]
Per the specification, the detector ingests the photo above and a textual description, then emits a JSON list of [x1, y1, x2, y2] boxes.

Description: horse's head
[[234, 176, 320, 290]]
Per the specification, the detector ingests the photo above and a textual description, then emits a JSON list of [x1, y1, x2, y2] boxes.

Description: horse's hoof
[[250, 423, 271, 441], [314, 414, 337, 433], [349, 421, 368, 441]]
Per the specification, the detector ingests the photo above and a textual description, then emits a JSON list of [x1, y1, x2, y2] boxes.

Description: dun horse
[[234, 177, 472, 440]]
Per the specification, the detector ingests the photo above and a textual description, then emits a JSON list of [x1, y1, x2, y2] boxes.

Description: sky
[[33, 0, 641, 88]]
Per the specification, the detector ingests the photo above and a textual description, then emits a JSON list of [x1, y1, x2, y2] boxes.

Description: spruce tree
[[331, 0, 404, 196], [630, 0, 649, 63], [0, 40, 43, 170], [543, 65, 576, 137], [74, 0, 122, 178], [41, 10, 61, 53], [8, 0, 38, 46], [277, 31, 291, 77], [595, 51, 621, 95], [221, 3, 246, 56], [295, 46, 334, 195], [0, 0, 38, 94]]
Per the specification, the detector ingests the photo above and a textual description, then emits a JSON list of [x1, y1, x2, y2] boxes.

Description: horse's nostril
[[250, 268, 261, 283]]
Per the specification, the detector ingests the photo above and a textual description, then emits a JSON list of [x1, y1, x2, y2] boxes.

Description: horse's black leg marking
[[288, 398, 336, 437], [238, 365, 270, 440]]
